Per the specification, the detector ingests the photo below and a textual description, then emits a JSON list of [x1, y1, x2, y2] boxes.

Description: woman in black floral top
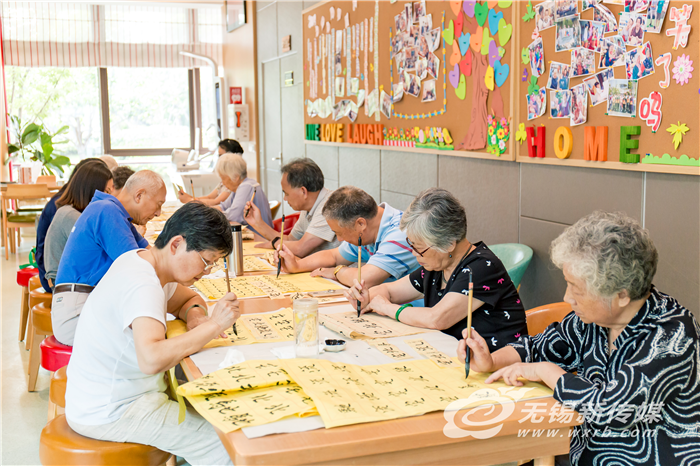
[[459, 211, 700, 465], [345, 188, 527, 350]]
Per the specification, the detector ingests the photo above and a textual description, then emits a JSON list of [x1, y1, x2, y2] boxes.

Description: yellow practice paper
[[282, 358, 553, 429], [321, 311, 433, 339], [166, 308, 295, 349], [243, 241, 274, 256], [244, 256, 275, 271], [366, 339, 412, 360], [184, 384, 317, 433], [177, 360, 294, 397], [194, 273, 344, 299], [404, 339, 457, 368]]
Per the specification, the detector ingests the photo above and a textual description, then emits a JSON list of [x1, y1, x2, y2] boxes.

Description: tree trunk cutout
[[457, 50, 489, 151], [491, 86, 505, 120]]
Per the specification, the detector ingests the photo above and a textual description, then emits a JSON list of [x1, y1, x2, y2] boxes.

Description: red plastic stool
[[40, 336, 73, 372], [273, 212, 300, 235], [17, 267, 40, 342]]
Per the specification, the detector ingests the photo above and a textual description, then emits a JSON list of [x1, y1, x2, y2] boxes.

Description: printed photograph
[[570, 47, 595, 77], [570, 83, 588, 126], [620, 12, 646, 46], [419, 14, 432, 36], [416, 57, 428, 80], [582, 0, 600, 10], [380, 90, 393, 119], [583, 68, 613, 106], [335, 76, 345, 97], [421, 79, 436, 102], [404, 3, 413, 25], [392, 83, 404, 103], [528, 37, 546, 77], [624, 42, 655, 79], [405, 73, 422, 97], [547, 62, 572, 90], [418, 36, 430, 58], [580, 20, 606, 52], [555, 0, 578, 19], [555, 15, 581, 52], [593, 3, 618, 32], [645, 0, 670, 33], [536, 1, 555, 31], [405, 47, 418, 70], [550, 90, 572, 118], [607, 78, 638, 117], [527, 88, 547, 120], [427, 52, 440, 79], [625, 0, 649, 13], [348, 77, 360, 96], [426, 28, 441, 52], [413, 0, 426, 20], [599, 39, 625, 68]]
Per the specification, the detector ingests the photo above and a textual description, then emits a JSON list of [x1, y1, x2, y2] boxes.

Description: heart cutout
[[480, 28, 493, 56], [488, 40, 500, 67], [485, 65, 495, 90], [494, 59, 510, 87], [442, 19, 455, 45], [454, 11, 464, 35], [455, 74, 467, 100], [474, 2, 488, 27], [487, 0, 498, 8], [521, 47, 530, 64], [464, 0, 476, 17], [498, 18, 512, 46], [458, 32, 471, 56], [470, 26, 483, 52], [448, 63, 460, 88], [450, 0, 462, 16], [460, 52, 473, 76], [498, 0, 513, 7], [488, 9, 504, 36], [450, 41, 462, 67]]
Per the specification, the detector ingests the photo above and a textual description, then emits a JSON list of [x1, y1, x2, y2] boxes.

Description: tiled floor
[[2, 236, 48, 465]]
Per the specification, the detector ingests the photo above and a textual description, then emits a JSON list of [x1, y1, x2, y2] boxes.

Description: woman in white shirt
[[177, 138, 243, 205]]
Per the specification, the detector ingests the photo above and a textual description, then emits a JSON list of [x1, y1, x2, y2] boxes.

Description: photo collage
[[526, 0, 669, 124]]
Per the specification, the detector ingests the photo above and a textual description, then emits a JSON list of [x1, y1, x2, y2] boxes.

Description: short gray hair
[[550, 211, 658, 301], [215, 152, 247, 180], [322, 186, 378, 227], [99, 154, 119, 170], [400, 188, 466, 252], [281, 158, 324, 192], [124, 169, 165, 194]]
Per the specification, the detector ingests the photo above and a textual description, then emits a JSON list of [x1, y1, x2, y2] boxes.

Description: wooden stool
[[26, 284, 52, 352], [28, 302, 53, 392], [42, 367, 172, 466], [17, 268, 39, 342]]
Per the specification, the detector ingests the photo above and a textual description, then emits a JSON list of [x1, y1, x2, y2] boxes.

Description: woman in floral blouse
[[459, 211, 700, 465]]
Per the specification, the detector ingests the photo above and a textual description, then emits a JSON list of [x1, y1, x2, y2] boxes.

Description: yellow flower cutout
[[488, 127, 495, 136], [666, 122, 689, 150], [497, 129, 505, 139], [515, 123, 527, 145]]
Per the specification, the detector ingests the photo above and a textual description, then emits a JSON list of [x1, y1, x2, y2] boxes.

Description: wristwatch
[[271, 236, 281, 248]]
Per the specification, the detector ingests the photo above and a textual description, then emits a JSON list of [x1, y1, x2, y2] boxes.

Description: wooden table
[[180, 296, 580, 466]]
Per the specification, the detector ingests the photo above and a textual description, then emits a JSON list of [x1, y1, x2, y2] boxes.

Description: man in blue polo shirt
[[51, 170, 167, 345], [277, 186, 419, 288]]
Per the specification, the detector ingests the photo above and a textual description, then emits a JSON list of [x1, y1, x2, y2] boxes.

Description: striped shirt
[[510, 287, 700, 465], [338, 203, 419, 280]]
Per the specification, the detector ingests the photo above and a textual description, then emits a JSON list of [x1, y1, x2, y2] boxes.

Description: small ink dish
[[324, 339, 346, 352]]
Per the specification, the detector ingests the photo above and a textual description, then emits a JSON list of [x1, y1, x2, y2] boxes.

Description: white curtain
[[0, 2, 223, 68]]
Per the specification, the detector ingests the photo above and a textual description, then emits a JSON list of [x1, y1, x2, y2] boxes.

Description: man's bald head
[[118, 170, 166, 225]]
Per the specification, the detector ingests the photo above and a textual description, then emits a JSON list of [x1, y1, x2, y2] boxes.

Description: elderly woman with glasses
[[460, 211, 700, 465], [346, 188, 527, 350]]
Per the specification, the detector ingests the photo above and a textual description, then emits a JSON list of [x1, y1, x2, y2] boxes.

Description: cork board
[[515, 0, 699, 175], [302, 0, 518, 161]]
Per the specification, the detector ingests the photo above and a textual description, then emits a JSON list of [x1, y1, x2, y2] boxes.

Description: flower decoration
[[527, 75, 540, 95], [515, 123, 527, 144], [666, 122, 689, 150], [486, 115, 510, 155], [672, 54, 694, 85]]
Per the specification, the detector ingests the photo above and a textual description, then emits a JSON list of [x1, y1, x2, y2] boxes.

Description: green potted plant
[[6, 115, 71, 176]]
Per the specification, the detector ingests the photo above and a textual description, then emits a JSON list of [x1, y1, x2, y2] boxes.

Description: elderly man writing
[[277, 186, 418, 288], [51, 170, 167, 345]]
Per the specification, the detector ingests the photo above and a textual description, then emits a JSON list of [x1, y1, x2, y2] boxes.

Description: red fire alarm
[[230, 87, 243, 105]]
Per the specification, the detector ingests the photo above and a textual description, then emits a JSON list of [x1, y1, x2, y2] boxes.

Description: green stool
[[489, 243, 533, 288]]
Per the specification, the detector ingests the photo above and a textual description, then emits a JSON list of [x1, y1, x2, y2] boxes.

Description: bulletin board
[[515, 0, 699, 174], [302, 0, 518, 161], [302, 0, 700, 175]]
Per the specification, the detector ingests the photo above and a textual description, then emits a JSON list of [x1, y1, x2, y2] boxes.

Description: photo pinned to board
[[583, 68, 614, 106], [554, 0, 578, 20], [550, 90, 572, 118], [427, 52, 440, 79], [405, 47, 419, 70], [404, 3, 413, 26], [599, 38, 626, 68], [582, 0, 601, 11], [419, 14, 432, 36], [624, 42, 655, 79], [416, 57, 428, 80], [645, 0, 670, 33], [555, 15, 581, 52], [624, 0, 649, 13], [570, 83, 588, 126], [580, 20, 606, 52], [335, 76, 345, 97], [393, 83, 404, 103], [570, 48, 596, 77], [367, 89, 379, 117], [603, 0, 624, 5], [426, 28, 441, 52], [348, 77, 360, 96], [421, 79, 436, 102], [380, 90, 393, 119], [593, 3, 618, 32], [528, 37, 545, 77], [620, 12, 646, 46], [413, 0, 426, 21], [418, 36, 430, 58], [536, 1, 556, 31], [607, 79, 638, 117], [405, 73, 422, 97], [527, 88, 547, 120], [547, 62, 572, 90]]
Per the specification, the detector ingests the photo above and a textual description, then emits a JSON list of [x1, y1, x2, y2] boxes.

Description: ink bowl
[[324, 339, 346, 352]]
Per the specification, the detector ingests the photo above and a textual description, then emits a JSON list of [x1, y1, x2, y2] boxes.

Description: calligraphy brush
[[357, 236, 362, 318], [465, 270, 473, 379], [224, 257, 237, 336], [276, 215, 285, 279], [190, 179, 195, 197], [244, 188, 257, 218]]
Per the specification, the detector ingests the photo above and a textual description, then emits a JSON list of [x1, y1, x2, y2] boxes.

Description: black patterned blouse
[[409, 241, 527, 349], [509, 287, 700, 465]]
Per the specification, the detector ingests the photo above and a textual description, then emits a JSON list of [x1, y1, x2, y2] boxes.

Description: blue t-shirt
[[36, 192, 61, 291], [338, 203, 419, 280], [55, 191, 149, 287]]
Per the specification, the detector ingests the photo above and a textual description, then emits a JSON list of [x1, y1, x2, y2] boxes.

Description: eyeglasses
[[406, 237, 431, 257], [197, 251, 216, 271]]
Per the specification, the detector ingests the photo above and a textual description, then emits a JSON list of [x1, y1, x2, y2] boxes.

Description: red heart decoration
[[454, 11, 464, 35], [460, 51, 473, 76]]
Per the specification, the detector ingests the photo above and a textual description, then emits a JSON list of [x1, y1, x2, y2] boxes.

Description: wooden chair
[[269, 200, 281, 218], [525, 302, 574, 336], [36, 175, 57, 188], [17, 268, 40, 342], [2, 183, 52, 259], [42, 368, 172, 466], [26, 281, 52, 351], [28, 302, 53, 391]]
